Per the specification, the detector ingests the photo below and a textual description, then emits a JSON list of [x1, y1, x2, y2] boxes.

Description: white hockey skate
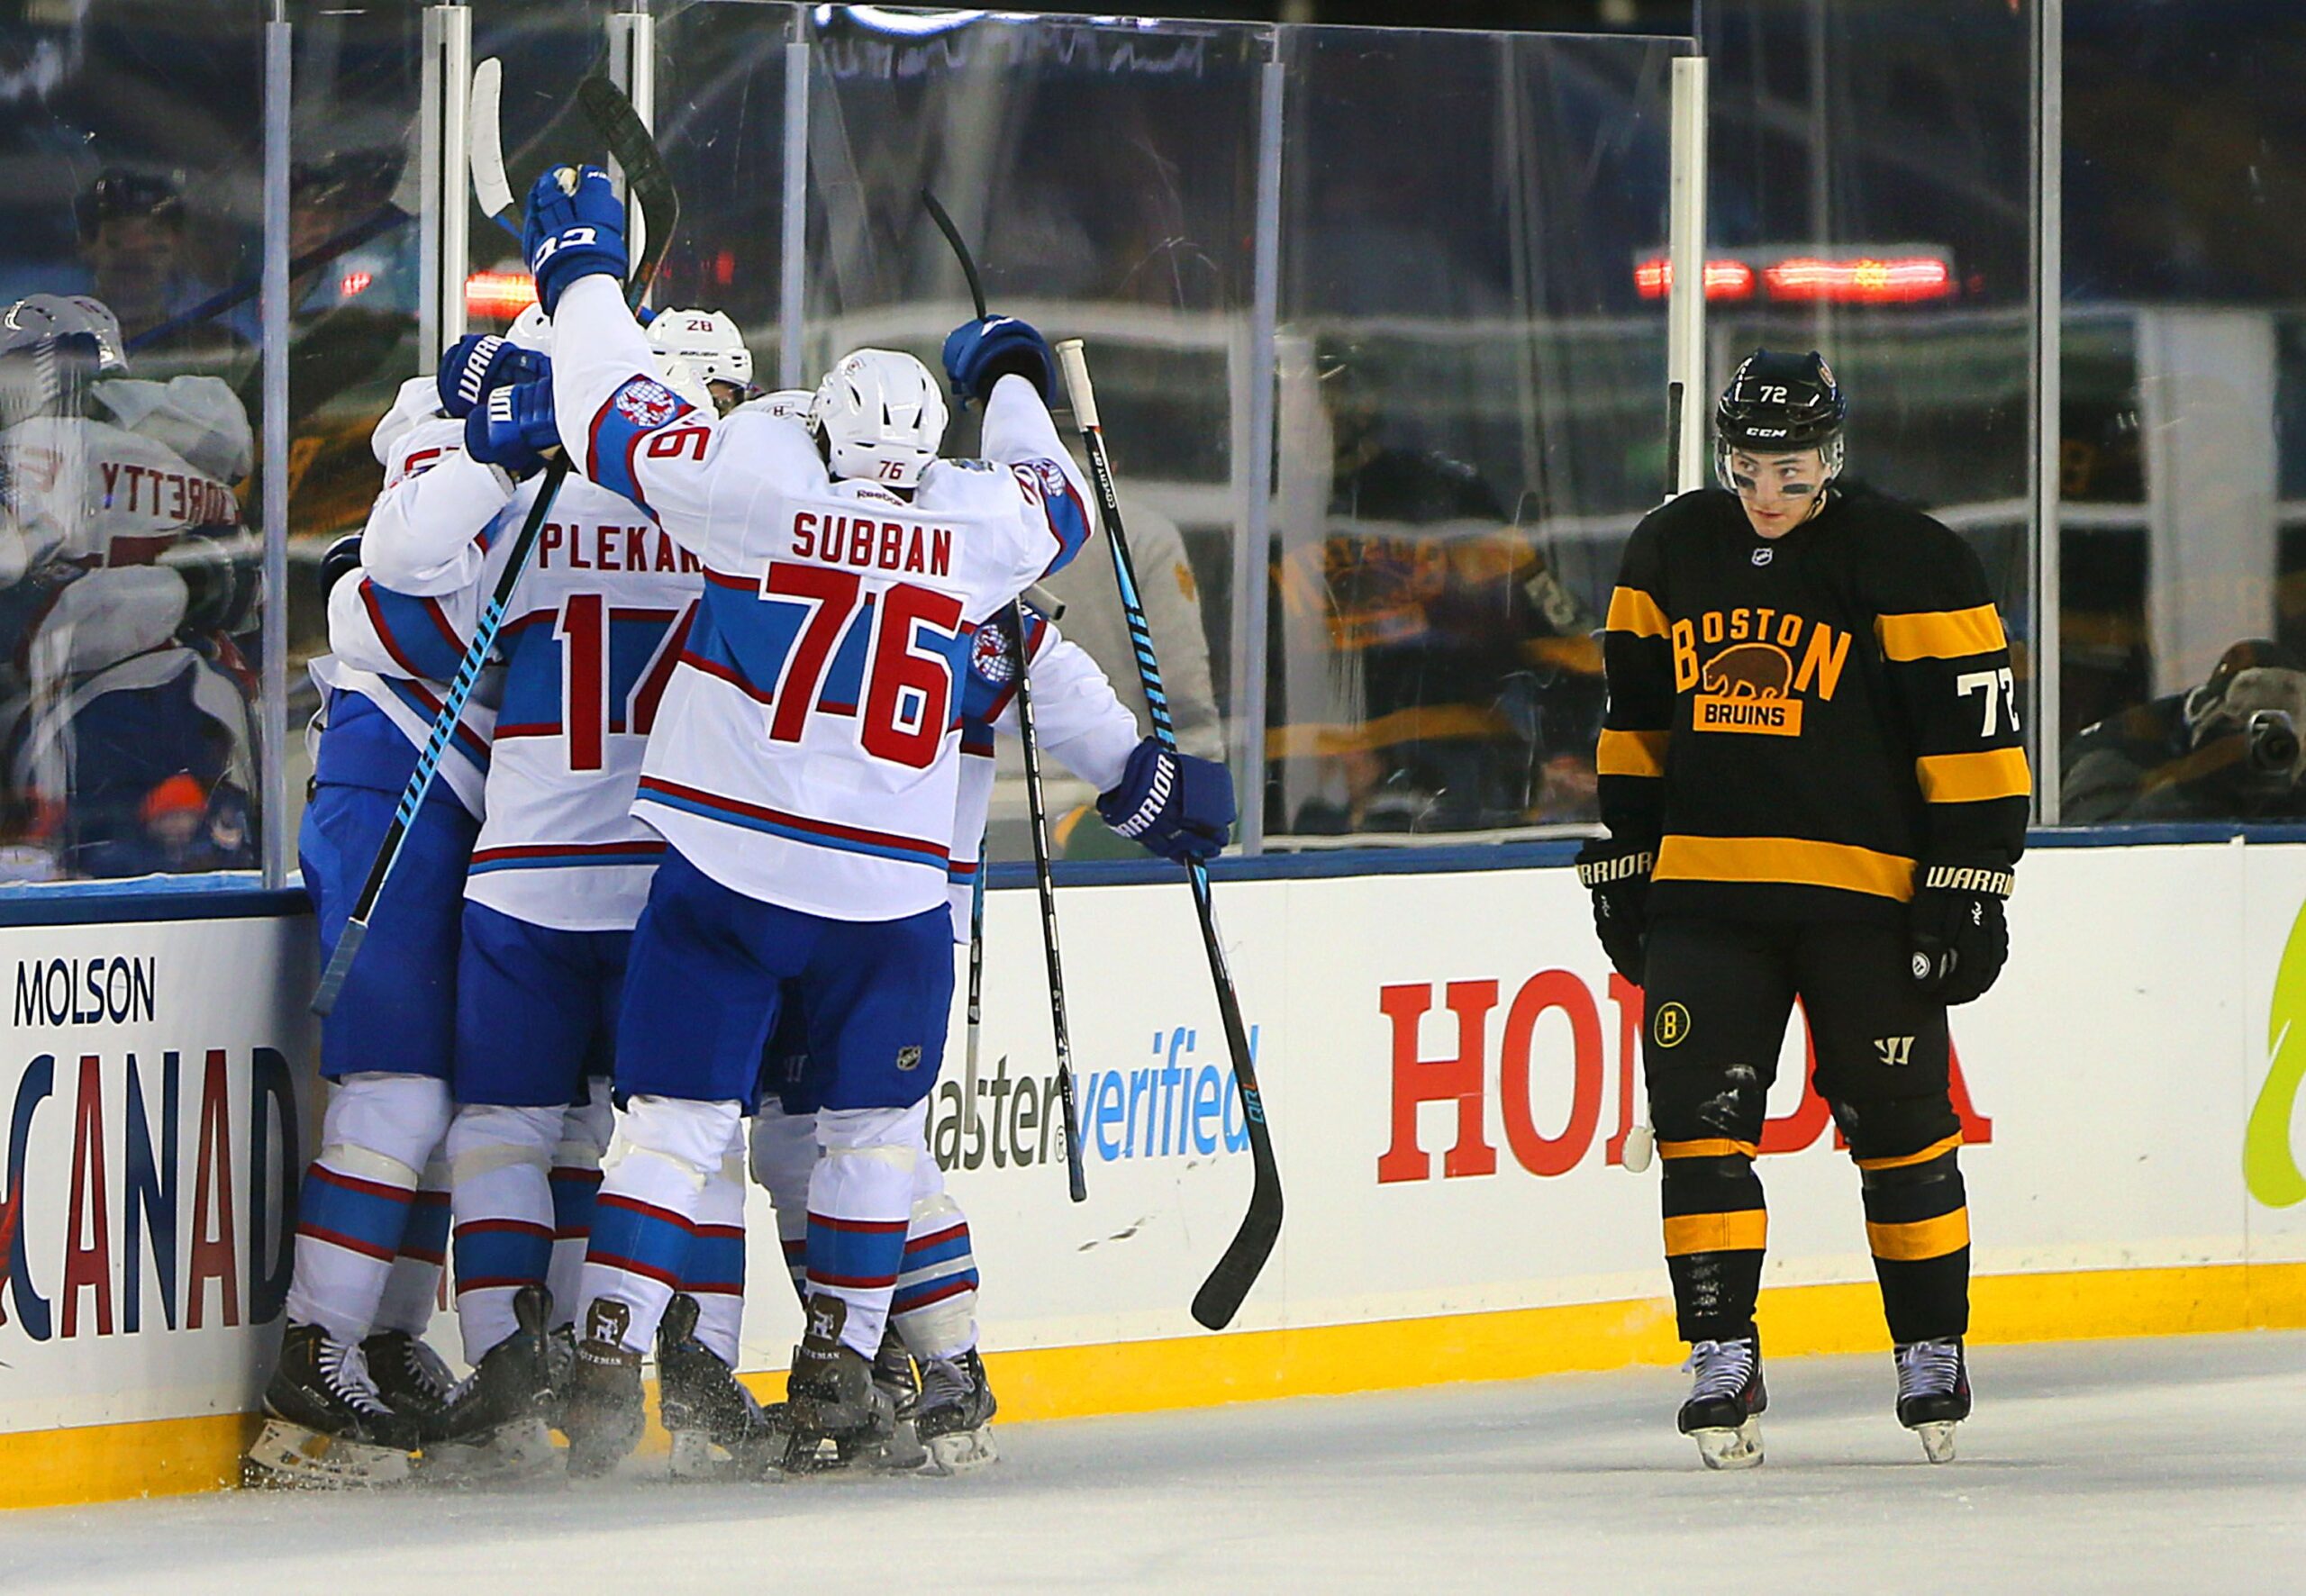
[[1894, 1338, 1971, 1464], [1678, 1336, 1766, 1471]]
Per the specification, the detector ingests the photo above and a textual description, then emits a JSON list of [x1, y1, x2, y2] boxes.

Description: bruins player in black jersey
[[1575, 351, 2027, 1470]]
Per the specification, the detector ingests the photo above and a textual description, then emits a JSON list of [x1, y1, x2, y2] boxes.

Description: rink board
[[4, 843, 2306, 1505]]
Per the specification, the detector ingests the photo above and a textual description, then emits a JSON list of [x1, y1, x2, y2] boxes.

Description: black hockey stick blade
[[1191, 1157, 1283, 1329], [921, 188, 989, 320], [577, 75, 679, 302]]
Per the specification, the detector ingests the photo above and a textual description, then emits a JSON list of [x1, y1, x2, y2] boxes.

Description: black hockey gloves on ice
[[1098, 738, 1234, 865], [1575, 837, 1653, 985], [523, 165, 628, 315], [437, 333, 550, 420], [1908, 862, 2014, 1006], [942, 315, 1058, 405]]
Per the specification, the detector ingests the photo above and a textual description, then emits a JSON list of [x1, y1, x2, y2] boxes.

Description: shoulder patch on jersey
[[613, 378, 685, 430], [1011, 458, 1070, 502]]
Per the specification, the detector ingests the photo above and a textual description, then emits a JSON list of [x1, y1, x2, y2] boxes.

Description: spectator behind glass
[[76, 167, 253, 380], [2060, 639, 2306, 822]]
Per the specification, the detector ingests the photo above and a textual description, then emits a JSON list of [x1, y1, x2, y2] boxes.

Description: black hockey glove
[[1908, 862, 2014, 1006], [1575, 837, 1654, 985]]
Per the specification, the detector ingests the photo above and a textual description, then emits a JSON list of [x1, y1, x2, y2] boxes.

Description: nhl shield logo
[[970, 623, 1016, 686], [895, 1044, 922, 1072], [613, 377, 684, 429]]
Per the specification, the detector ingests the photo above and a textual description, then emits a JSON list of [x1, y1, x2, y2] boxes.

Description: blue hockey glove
[[437, 333, 550, 420], [941, 315, 1057, 404], [1097, 738, 1235, 865], [464, 377, 559, 479], [522, 165, 628, 315]]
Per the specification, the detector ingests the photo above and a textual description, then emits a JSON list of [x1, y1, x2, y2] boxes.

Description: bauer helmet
[[1, 294, 127, 376], [649, 307, 754, 414], [810, 349, 948, 489], [1714, 349, 1846, 490]]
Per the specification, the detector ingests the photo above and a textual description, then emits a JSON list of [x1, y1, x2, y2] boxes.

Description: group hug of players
[[253, 160, 2028, 1486], [250, 163, 1235, 1486]]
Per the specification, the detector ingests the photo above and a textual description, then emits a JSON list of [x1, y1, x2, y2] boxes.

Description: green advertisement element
[[2248, 896, 2306, 1208]]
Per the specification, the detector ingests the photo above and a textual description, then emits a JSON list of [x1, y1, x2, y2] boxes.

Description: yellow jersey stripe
[[1663, 1210, 1767, 1257], [1605, 585, 1670, 639], [1597, 729, 1668, 778], [1854, 1132, 1964, 1173], [1866, 1210, 1971, 1262], [1656, 835, 1917, 901], [1875, 603, 2006, 661], [1916, 747, 2033, 803], [1658, 1137, 1759, 1162]]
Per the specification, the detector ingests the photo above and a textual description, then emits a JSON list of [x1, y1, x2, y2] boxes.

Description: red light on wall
[[466, 271, 539, 319], [1762, 256, 1953, 304], [339, 269, 373, 299], [1634, 257, 1756, 301]]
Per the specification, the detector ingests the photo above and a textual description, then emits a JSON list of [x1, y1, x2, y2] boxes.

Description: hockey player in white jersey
[[516, 162, 1185, 1472], [349, 308, 753, 1467], [249, 370, 518, 1485]]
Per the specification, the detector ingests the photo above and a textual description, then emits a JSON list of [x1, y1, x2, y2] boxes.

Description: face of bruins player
[[1726, 447, 1828, 540]]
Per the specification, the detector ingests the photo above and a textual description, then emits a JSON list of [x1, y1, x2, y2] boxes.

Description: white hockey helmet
[[506, 301, 553, 357], [648, 307, 753, 413], [810, 349, 948, 489], [2, 294, 127, 375], [738, 386, 815, 422]]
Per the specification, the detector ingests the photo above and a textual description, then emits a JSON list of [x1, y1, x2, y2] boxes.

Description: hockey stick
[[313, 76, 677, 1014], [1006, 603, 1090, 1203], [921, 186, 1088, 1201], [962, 834, 986, 1143], [1052, 339, 1280, 1329], [468, 57, 522, 242]]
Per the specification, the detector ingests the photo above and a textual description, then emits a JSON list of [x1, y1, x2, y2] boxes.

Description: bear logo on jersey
[[1696, 641, 1802, 735], [613, 377, 685, 430]]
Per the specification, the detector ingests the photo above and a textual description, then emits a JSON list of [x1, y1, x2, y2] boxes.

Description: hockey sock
[[749, 1103, 816, 1305], [285, 1074, 454, 1344], [373, 1151, 449, 1336], [548, 1080, 613, 1334], [805, 1104, 926, 1358], [580, 1094, 740, 1354], [681, 1129, 749, 1366], [893, 1154, 979, 1362], [1657, 1137, 1767, 1343], [1857, 1136, 1971, 1343], [447, 1102, 561, 1364]]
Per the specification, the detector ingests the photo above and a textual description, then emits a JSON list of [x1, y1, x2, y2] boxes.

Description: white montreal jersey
[[360, 409, 697, 931], [549, 275, 1094, 921], [946, 607, 1138, 939], [310, 379, 499, 819]]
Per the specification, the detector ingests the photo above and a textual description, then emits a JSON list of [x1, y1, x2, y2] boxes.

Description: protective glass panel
[[283, 1, 431, 849], [2056, 8, 2306, 824], [1270, 29, 1684, 842], [0, 0, 269, 881], [800, 9, 1267, 862]]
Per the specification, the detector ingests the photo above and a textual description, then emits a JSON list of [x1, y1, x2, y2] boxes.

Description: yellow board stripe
[[1856, 1132, 1964, 1173], [8, 1262, 2306, 1510], [1658, 1137, 1760, 1161], [1656, 835, 1916, 901], [1876, 603, 2006, 660], [1663, 1210, 1769, 1256], [1916, 748, 2033, 803], [1605, 585, 1670, 639], [1597, 728, 1668, 778], [1866, 1209, 1972, 1261]]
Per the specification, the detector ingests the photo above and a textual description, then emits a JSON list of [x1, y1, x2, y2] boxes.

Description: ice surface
[[8, 1331, 2302, 1594]]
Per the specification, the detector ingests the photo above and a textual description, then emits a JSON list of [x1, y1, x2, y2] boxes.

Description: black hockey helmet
[[1714, 349, 1846, 489]]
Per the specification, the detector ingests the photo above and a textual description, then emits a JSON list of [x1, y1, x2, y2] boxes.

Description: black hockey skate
[[246, 1321, 422, 1487], [782, 1295, 897, 1476], [657, 1292, 787, 1481], [875, 1327, 921, 1421], [561, 1298, 646, 1480], [1678, 1335, 1766, 1470], [362, 1328, 458, 1445], [428, 1285, 560, 1481], [915, 1347, 1001, 1475], [1894, 1337, 1971, 1464], [540, 1322, 576, 1431]]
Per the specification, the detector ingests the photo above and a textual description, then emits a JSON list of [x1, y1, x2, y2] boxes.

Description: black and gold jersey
[[1598, 484, 2029, 924]]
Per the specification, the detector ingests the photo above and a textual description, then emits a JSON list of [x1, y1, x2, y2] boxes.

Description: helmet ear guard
[[809, 349, 949, 489]]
